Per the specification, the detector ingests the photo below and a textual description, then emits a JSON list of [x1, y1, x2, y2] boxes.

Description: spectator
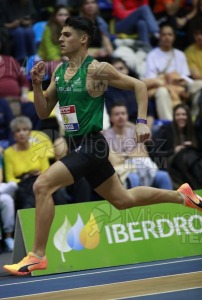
[[145, 24, 202, 120], [105, 57, 156, 128], [0, 0, 37, 63], [196, 0, 202, 16], [188, 0, 202, 42], [0, 99, 14, 149], [113, 0, 159, 46], [4, 116, 49, 210], [80, 0, 113, 58], [154, 0, 197, 25], [154, 0, 183, 20], [194, 0, 202, 19], [153, 0, 198, 49], [195, 97, 202, 150], [0, 149, 17, 252], [103, 103, 173, 190], [0, 38, 41, 129], [185, 17, 202, 80], [150, 103, 200, 188], [38, 5, 70, 62]]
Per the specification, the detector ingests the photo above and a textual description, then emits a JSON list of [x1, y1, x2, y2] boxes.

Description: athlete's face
[[110, 106, 128, 128], [59, 26, 87, 55]]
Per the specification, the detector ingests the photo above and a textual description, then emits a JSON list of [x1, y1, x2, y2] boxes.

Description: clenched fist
[[135, 123, 150, 143], [30, 61, 46, 85]]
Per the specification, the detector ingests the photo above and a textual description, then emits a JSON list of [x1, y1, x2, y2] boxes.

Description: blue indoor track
[[0, 256, 202, 299]]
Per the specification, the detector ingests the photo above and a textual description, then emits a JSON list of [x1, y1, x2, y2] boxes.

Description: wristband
[[136, 118, 147, 124]]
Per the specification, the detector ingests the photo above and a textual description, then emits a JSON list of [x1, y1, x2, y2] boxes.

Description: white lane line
[[1, 271, 202, 300], [1, 257, 202, 287], [110, 286, 202, 299]]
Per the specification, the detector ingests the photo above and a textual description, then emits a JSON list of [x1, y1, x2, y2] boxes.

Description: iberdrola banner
[[13, 191, 202, 276]]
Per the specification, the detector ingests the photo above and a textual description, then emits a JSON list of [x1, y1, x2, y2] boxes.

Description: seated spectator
[[154, 0, 197, 25], [38, 5, 70, 63], [0, 0, 37, 63], [195, 97, 202, 150], [150, 103, 201, 188], [196, 0, 202, 17], [188, 0, 202, 42], [185, 17, 202, 80], [153, 0, 198, 49], [0, 99, 14, 149], [105, 57, 156, 128], [102, 103, 173, 190], [113, 0, 159, 46], [192, 0, 202, 20], [79, 0, 113, 58], [0, 38, 41, 129], [154, 0, 183, 23], [4, 116, 50, 210], [145, 24, 202, 120], [0, 148, 17, 251]]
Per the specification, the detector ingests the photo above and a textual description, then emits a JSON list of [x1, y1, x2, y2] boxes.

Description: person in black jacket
[[195, 97, 202, 150], [149, 103, 200, 188]]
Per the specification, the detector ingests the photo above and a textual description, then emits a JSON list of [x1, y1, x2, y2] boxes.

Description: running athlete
[[3, 16, 202, 276]]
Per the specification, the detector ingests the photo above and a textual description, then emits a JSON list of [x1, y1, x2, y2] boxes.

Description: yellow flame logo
[[79, 213, 100, 249]]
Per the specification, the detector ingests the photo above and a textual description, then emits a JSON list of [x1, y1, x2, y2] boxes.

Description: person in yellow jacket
[[4, 116, 49, 209]]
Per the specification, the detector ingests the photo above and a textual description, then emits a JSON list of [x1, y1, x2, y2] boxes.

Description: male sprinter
[[4, 16, 202, 275]]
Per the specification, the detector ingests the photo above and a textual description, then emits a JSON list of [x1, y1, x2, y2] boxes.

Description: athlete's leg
[[95, 173, 183, 210], [32, 161, 74, 257]]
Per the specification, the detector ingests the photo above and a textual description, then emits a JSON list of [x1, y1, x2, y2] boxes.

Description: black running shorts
[[60, 132, 115, 189]]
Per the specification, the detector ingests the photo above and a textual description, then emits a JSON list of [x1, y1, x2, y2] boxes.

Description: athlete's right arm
[[30, 61, 60, 119]]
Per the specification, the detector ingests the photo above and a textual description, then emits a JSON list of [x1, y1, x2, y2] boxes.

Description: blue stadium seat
[[32, 21, 47, 46], [98, 0, 112, 10]]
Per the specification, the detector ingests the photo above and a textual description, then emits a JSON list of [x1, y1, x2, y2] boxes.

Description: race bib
[[59, 105, 79, 131]]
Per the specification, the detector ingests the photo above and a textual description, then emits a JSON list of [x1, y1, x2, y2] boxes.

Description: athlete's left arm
[[92, 62, 150, 142]]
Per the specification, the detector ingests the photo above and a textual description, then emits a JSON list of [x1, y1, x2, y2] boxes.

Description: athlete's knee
[[33, 174, 52, 197], [112, 201, 128, 210], [109, 194, 133, 210]]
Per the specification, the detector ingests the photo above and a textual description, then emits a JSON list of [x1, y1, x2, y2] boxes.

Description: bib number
[[59, 105, 79, 131]]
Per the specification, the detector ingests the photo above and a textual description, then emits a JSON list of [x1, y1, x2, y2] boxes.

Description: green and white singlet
[[54, 56, 104, 137]]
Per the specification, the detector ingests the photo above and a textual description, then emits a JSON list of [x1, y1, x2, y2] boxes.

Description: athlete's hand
[[135, 123, 150, 143], [30, 61, 46, 85]]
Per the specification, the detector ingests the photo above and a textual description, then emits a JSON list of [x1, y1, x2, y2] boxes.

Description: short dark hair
[[160, 23, 175, 34], [81, 0, 98, 7], [110, 57, 128, 68], [64, 16, 96, 46], [109, 102, 128, 115]]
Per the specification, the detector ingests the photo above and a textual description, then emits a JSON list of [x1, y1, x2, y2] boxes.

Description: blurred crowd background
[[0, 0, 202, 253]]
